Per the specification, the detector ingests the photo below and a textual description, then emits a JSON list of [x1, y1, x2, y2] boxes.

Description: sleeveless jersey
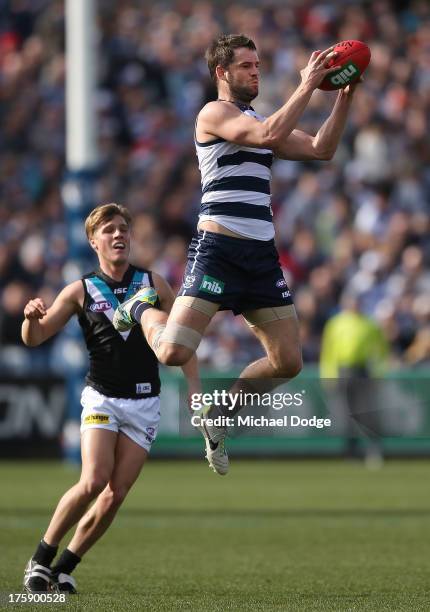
[[78, 265, 160, 399], [195, 101, 274, 241]]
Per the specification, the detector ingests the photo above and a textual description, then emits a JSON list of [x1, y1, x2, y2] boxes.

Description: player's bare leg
[[113, 288, 215, 365], [241, 314, 303, 380], [198, 314, 302, 475], [145, 305, 302, 476], [44, 429, 118, 546], [141, 297, 218, 366], [215, 314, 303, 410], [137, 298, 232, 474], [24, 429, 117, 593], [67, 433, 148, 557], [45, 432, 147, 593]]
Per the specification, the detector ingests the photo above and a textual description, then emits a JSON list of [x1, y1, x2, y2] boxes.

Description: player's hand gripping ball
[[318, 40, 371, 90]]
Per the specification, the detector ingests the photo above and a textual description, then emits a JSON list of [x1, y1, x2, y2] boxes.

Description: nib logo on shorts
[[199, 275, 225, 295]]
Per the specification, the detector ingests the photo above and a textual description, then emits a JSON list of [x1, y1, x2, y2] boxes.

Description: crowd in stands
[[1, 0, 430, 373]]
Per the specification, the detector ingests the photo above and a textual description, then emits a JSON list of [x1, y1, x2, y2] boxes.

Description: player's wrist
[[299, 80, 316, 94]]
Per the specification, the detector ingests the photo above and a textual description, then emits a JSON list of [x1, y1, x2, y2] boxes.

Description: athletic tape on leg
[[148, 323, 166, 352], [161, 323, 202, 351], [243, 304, 297, 327], [176, 296, 219, 317]]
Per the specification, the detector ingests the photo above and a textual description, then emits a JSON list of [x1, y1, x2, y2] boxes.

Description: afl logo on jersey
[[90, 301, 112, 312]]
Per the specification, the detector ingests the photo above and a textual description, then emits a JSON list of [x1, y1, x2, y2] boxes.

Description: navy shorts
[[178, 231, 294, 315]]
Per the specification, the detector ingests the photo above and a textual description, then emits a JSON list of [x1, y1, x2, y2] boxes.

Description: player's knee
[[286, 356, 303, 378], [81, 475, 109, 500], [271, 353, 303, 379], [101, 484, 129, 511], [157, 323, 201, 365], [158, 343, 193, 366]]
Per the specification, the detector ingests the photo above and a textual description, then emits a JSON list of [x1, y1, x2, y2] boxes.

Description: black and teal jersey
[[78, 264, 160, 399]]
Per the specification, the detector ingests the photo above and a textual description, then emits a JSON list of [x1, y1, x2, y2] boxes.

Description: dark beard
[[228, 81, 257, 105]]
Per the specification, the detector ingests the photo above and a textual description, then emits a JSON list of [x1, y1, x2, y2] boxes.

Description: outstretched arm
[[197, 46, 339, 149], [21, 281, 83, 347], [274, 81, 360, 161]]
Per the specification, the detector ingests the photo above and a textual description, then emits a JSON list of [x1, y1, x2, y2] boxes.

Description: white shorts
[[80, 386, 161, 452]]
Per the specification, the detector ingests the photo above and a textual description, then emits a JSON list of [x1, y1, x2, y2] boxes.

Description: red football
[[318, 40, 371, 91]]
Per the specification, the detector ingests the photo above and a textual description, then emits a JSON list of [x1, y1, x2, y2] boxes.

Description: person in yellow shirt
[[320, 290, 389, 464]]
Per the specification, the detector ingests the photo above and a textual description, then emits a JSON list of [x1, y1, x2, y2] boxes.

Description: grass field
[[1, 459, 430, 611]]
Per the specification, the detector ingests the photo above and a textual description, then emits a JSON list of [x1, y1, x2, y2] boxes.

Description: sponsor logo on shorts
[[183, 275, 196, 289], [282, 290, 291, 298], [136, 382, 152, 394], [276, 278, 287, 288], [84, 413, 110, 424], [90, 301, 112, 312], [199, 275, 225, 295]]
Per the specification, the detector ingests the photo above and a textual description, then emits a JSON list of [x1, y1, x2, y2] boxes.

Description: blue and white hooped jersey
[[195, 102, 274, 241]]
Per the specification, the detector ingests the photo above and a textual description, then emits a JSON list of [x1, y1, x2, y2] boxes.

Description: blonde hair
[[85, 203, 132, 239]]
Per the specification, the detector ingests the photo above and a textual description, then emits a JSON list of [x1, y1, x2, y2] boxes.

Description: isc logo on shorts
[[200, 275, 224, 295], [84, 414, 110, 424]]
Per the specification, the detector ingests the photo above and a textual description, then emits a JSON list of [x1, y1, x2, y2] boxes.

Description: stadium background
[[1, 1, 430, 609]]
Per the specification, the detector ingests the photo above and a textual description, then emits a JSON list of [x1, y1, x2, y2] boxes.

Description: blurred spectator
[[0, 280, 31, 346], [405, 326, 430, 366]]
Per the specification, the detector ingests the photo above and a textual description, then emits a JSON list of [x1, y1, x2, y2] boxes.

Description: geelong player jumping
[[113, 34, 359, 476], [22, 203, 198, 594]]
